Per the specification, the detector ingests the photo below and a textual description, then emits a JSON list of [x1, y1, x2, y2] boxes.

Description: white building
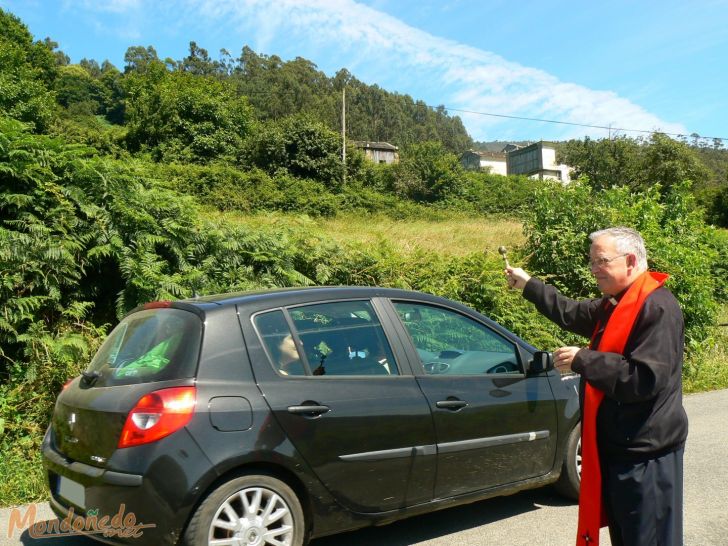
[[459, 150, 508, 175], [506, 141, 571, 183]]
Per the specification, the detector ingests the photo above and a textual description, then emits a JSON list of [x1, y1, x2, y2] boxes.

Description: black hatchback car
[[42, 286, 581, 546]]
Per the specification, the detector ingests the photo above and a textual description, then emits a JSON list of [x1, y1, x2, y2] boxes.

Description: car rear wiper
[[80, 370, 102, 386]]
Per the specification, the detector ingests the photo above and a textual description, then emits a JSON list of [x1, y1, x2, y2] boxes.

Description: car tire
[[554, 423, 581, 500], [183, 474, 306, 546]]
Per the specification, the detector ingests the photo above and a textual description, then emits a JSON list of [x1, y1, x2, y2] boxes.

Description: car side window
[[393, 302, 521, 376], [254, 310, 306, 376], [289, 301, 399, 377]]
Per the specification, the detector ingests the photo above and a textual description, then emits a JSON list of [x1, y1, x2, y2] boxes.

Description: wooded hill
[[40, 38, 474, 153]]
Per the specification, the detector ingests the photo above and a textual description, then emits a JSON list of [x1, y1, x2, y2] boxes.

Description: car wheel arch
[[181, 462, 314, 542]]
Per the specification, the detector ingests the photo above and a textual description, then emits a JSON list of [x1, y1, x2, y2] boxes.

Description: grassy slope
[[213, 211, 526, 256]]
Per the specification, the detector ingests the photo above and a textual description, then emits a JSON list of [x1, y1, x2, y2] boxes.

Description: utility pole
[[342, 86, 346, 185]]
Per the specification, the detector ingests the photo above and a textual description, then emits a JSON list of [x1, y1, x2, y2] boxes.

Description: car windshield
[[85, 308, 202, 386]]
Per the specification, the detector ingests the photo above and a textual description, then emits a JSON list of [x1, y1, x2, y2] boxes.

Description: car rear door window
[[393, 302, 521, 375], [289, 301, 398, 377], [254, 310, 307, 376], [255, 301, 399, 377]]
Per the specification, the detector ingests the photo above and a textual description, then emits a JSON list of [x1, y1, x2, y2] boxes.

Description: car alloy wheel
[[209, 486, 294, 546]]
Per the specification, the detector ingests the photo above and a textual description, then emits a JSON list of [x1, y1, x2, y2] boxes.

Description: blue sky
[[3, 0, 727, 143]]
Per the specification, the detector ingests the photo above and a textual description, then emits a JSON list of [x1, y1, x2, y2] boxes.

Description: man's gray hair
[[589, 227, 648, 270]]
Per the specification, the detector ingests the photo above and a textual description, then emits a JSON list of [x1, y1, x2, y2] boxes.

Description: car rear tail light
[[62, 378, 75, 391], [118, 386, 196, 448]]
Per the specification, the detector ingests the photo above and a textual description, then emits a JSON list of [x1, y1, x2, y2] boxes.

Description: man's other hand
[[553, 346, 581, 373]]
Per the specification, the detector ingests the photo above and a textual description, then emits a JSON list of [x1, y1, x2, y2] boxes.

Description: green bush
[[52, 112, 128, 157], [709, 228, 728, 303], [0, 313, 107, 506], [707, 185, 728, 228], [464, 172, 555, 214], [0, 9, 58, 132], [163, 163, 339, 217], [523, 180, 720, 347], [336, 184, 459, 220], [243, 114, 344, 188], [387, 141, 466, 202], [124, 67, 253, 163]]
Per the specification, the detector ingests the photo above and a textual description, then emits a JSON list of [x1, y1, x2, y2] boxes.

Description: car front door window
[[393, 302, 520, 375]]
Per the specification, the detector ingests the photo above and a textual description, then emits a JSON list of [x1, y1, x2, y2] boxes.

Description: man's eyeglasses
[[588, 253, 629, 268]]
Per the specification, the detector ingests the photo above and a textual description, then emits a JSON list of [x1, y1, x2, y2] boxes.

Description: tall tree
[[0, 8, 58, 131], [228, 45, 472, 152], [388, 141, 466, 201], [642, 132, 711, 192], [123, 45, 160, 74], [180, 41, 222, 76], [124, 67, 253, 163], [54, 64, 105, 113]]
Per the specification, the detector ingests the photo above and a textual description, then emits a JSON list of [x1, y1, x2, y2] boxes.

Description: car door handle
[[287, 405, 330, 416], [436, 399, 468, 410]]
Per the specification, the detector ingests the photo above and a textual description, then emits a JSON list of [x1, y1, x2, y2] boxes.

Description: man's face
[[589, 236, 636, 296]]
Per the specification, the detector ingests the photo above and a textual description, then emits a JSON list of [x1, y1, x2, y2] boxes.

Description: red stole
[[576, 271, 669, 545]]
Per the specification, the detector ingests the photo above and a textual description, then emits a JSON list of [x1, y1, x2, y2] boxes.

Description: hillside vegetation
[[1, 7, 727, 505], [218, 211, 525, 256]]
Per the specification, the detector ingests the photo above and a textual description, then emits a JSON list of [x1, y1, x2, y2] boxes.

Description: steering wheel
[[485, 361, 517, 374], [424, 361, 450, 375]]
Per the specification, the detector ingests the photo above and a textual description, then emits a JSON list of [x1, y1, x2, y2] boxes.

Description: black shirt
[[523, 277, 688, 461]]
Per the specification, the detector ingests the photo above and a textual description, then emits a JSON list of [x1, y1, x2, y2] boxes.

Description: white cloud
[[188, 0, 687, 140]]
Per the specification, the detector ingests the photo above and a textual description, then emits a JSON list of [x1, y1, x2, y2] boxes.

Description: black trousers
[[601, 448, 684, 546]]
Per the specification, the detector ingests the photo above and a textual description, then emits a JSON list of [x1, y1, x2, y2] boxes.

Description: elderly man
[[506, 227, 687, 546]]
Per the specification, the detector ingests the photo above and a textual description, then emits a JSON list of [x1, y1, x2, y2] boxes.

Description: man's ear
[[626, 253, 637, 268]]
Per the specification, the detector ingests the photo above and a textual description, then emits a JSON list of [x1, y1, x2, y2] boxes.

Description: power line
[[233, 88, 727, 143], [441, 106, 728, 143]]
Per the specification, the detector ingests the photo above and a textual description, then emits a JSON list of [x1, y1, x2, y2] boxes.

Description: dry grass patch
[[319, 215, 524, 256], [213, 210, 525, 257]]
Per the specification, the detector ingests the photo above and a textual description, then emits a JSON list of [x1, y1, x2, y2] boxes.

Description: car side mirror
[[528, 351, 553, 375]]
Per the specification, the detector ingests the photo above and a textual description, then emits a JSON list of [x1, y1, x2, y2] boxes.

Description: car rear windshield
[[84, 308, 202, 387]]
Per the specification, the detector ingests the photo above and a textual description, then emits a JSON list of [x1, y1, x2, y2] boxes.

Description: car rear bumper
[[40, 427, 201, 545]]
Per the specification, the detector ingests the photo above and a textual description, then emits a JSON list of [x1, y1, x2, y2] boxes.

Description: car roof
[[131, 286, 489, 324], [128, 286, 537, 352], [183, 285, 452, 308]]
